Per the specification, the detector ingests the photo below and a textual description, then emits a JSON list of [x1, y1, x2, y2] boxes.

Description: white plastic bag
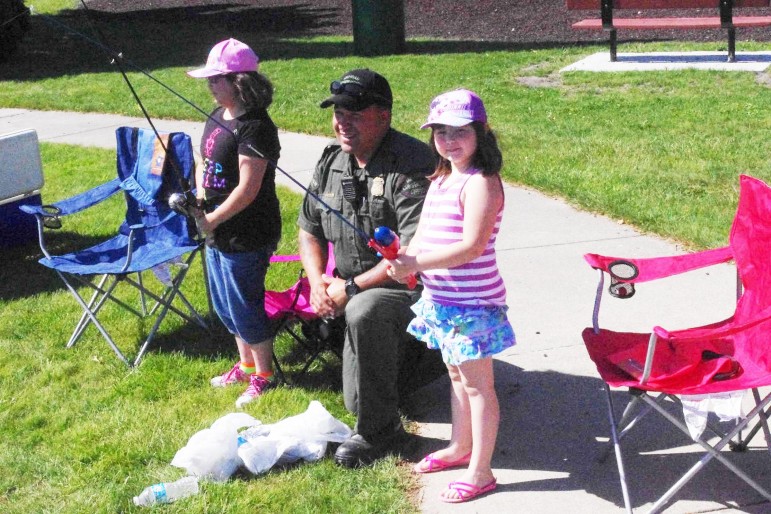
[[171, 413, 261, 481], [275, 437, 327, 465], [235, 401, 352, 474], [171, 403, 352, 479], [680, 391, 746, 441], [267, 400, 352, 443], [211, 412, 262, 433], [237, 437, 282, 475]]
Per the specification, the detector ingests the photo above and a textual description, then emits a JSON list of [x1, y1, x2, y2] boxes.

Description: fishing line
[[76, 0, 190, 197], [0, 5, 29, 30]]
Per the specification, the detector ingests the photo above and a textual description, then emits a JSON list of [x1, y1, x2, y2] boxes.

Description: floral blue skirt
[[407, 298, 516, 366]]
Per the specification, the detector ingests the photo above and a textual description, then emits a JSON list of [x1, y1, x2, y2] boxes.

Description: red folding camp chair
[[266, 245, 343, 384], [582, 174, 771, 513]]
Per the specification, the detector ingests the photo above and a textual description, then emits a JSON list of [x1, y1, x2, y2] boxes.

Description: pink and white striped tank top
[[418, 169, 507, 307]]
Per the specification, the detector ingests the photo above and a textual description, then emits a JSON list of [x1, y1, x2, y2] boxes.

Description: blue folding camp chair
[[22, 127, 208, 367]]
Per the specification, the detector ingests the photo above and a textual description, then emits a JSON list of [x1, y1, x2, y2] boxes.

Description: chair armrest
[[586, 245, 735, 332], [584, 246, 733, 283], [20, 178, 122, 218]]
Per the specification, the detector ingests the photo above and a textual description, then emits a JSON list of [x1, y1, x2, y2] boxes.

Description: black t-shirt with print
[[200, 106, 282, 252]]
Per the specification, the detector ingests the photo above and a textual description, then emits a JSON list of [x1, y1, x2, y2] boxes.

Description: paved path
[[1, 108, 766, 514]]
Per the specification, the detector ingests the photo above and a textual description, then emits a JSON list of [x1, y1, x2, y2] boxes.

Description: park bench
[[567, 0, 771, 62]]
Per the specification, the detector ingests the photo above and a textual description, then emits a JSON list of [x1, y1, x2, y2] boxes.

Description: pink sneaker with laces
[[210, 362, 252, 388], [235, 374, 275, 408]]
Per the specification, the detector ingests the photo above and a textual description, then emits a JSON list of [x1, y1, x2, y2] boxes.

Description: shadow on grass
[[0, 231, 121, 301], [149, 316, 344, 391], [1, 4, 605, 83]]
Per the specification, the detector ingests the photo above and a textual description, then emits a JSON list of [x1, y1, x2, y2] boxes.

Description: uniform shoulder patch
[[398, 176, 429, 199]]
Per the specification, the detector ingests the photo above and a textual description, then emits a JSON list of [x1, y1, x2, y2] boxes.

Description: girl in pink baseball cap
[[188, 39, 283, 408]]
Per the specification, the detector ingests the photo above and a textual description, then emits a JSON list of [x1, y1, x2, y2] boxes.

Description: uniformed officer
[[298, 68, 445, 467]]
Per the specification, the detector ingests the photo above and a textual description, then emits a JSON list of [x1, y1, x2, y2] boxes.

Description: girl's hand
[[200, 212, 216, 234], [385, 254, 418, 282]]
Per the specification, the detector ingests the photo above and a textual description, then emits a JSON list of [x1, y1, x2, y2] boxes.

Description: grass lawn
[[3, 2, 771, 513]]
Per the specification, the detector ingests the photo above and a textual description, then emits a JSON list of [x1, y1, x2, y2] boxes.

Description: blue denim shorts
[[205, 246, 274, 343], [407, 298, 516, 366]]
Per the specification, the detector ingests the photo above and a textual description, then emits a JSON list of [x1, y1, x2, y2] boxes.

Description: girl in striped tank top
[[385, 89, 514, 503]]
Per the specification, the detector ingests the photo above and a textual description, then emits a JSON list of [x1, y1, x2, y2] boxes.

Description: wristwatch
[[345, 277, 361, 299]]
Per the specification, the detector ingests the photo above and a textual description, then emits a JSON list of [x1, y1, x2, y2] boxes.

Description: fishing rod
[[32, 7, 416, 285], [32, 8, 366, 234]]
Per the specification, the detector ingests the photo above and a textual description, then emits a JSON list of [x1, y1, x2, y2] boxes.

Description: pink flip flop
[[440, 478, 497, 503], [413, 451, 472, 474]]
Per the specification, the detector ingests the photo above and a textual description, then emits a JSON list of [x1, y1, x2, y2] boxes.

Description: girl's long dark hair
[[428, 122, 503, 181], [229, 71, 274, 111]]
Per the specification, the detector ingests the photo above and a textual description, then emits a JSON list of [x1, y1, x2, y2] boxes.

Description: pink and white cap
[[187, 38, 259, 78], [421, 89, 487, 129]]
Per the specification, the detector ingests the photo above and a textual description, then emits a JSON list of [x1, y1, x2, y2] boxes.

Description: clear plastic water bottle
[[133, 476, 199, 506]]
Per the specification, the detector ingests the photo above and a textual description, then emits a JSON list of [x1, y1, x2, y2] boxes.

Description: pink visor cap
[[420, 89, 487, 129], [187, 38, 259, 78]]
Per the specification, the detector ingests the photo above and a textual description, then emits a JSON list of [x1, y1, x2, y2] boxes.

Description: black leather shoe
[[333, 424, 408, 468]]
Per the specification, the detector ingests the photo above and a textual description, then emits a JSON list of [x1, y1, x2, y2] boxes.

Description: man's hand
[[309, 274, 346, 318], [324, 275, 348, 315]]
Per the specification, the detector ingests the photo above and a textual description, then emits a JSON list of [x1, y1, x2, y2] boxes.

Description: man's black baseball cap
[[320, 68, 393, 111]]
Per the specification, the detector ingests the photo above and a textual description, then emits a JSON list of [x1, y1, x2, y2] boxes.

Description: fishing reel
[[168, 192, 211, 243]]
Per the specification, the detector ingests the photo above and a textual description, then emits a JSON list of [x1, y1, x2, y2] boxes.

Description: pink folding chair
[[266, 244, 343, 384], [582, 174, 771, 513]]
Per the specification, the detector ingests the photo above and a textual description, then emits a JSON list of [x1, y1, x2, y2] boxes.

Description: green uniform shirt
[[298, 128, 433, 279]]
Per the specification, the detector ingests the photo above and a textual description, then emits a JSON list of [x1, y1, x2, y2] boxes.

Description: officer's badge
[[371, 176, 385, 197]]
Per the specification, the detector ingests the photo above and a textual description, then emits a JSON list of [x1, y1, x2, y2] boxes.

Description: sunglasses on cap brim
[[329, 81, 390, 106]]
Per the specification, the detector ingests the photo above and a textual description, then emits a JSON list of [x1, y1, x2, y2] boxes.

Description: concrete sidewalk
[[560, 51, 771, 73], [2, 108, 767, 514]]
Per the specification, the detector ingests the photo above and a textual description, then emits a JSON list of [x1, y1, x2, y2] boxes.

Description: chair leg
[[604, 384, 634, 514], [280, 324, 324, 380], [641, 392, 771, 513], [297, 348, 326, 377], [60, 251, 208, 367], [752, 389, 771, 454], [133, 291, 181, 367], [733, 389, 771, 454], [139, 253, 208, 328], [68, 274, 113, 348], [137, 270, 148, 315], [272, 352, 288, 386], [56, 271, 131, 366], [68, 274, 147, 349], [124, 276, 200, 324], [271, 317, 343, 383], [599, 393, 657, 463], [132, 255, 208, 367], [668, 393, 748, 452]]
